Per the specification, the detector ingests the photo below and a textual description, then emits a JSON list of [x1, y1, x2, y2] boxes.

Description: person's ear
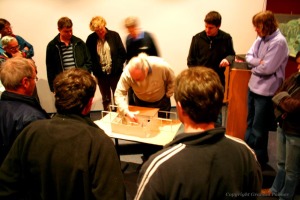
[[21, 77, 30, 89], [81, 97, 94, 115], [176, 101, 185, 117]]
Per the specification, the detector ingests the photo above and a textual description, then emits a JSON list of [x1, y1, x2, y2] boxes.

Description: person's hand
[[260, 59, 264, 65], [12, 51, 23, 58], [219, 59, 229, 67], [125, 111, 140, 123]]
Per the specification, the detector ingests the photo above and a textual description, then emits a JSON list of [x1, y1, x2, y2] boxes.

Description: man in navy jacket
[[0, 57, 49, 165]]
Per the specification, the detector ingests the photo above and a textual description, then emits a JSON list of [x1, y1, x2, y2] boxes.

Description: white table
[[94, 112, 182, 146]]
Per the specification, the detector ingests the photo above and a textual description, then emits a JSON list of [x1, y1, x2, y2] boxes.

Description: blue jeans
[[271, 126, 300, 200], [215, 105, 227, 127], [245, 90, 274, 164]]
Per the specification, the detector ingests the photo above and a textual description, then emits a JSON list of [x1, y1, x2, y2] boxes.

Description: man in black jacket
[[187, 11, 235, 87], [0, 57, 49, 165], [0, 68, 126, 199], [46, 16, 92, 92], [187, 11, 235, 126], [135, 67, 262, 200]]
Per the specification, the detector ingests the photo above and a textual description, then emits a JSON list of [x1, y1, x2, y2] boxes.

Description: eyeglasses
[[8, 45, 20, 51], [28, 76, 39, 82]]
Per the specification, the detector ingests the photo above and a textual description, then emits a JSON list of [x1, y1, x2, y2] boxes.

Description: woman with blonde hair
[[86, 16, 126, 111]]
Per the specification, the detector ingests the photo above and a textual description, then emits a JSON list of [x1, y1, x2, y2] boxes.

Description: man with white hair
[[115, 53, 175, 122], [0, 18, 34, 59], [114, 53, 175, 161], [0, 36, 26, 63]]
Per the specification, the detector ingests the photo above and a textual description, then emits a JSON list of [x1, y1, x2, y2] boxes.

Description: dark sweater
[[136, 127, 262, 200], [0, 91, 49, 165], [0, 114, 126, 200], [187, 30, 235, 86], [46, 34, 92, 91], [126, 31, 159, 62], [86, 28, 126, 78], [273, 72, 300, 136]]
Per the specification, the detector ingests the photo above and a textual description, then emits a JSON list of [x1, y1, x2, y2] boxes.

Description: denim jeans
[[215, 105, 227, 127], [245, 90, 274, 164], [271, 126, 300, 200]]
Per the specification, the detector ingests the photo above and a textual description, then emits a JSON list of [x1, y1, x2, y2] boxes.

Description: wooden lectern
[[224, 62, 251, 140]]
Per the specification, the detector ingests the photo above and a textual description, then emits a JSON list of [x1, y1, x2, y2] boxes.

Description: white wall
[[0, 0, 266, 113]]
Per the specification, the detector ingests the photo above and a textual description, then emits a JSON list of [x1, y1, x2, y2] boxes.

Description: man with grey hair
[[0, 18, 34, 59], [0, 36, 34, 97], [115, 53, 175, 161], [0, 57, 49, 165], [115, 53, 175, 122], [0, 36, 26, 63]]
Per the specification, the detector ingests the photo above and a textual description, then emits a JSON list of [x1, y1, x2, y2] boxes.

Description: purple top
[[246, 29, 289, 96]]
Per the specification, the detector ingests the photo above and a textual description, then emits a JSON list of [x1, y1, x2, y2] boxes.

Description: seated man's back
[[0, 115, 124, 199], [0, 68, 126, 200], [135, 67, 262, 200], [136, 131, 261, 199]]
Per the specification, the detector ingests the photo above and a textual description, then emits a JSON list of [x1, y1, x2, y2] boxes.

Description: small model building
[[104, 106, 178, 138]]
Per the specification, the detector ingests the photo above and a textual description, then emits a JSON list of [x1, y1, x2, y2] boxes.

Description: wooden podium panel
[[226, 69, 251, 140]]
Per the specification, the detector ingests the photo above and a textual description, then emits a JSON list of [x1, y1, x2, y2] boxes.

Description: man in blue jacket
[[0, 57, 49, 165]]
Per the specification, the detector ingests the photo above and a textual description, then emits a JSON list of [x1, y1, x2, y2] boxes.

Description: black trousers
[[133, 94, 171, 118], [96, 74, 121, 111]]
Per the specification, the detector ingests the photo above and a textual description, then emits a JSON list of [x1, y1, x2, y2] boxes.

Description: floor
[[90, 111, 300, 200]]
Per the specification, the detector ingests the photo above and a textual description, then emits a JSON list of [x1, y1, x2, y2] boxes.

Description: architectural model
[[102, 106, 180, 138]]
